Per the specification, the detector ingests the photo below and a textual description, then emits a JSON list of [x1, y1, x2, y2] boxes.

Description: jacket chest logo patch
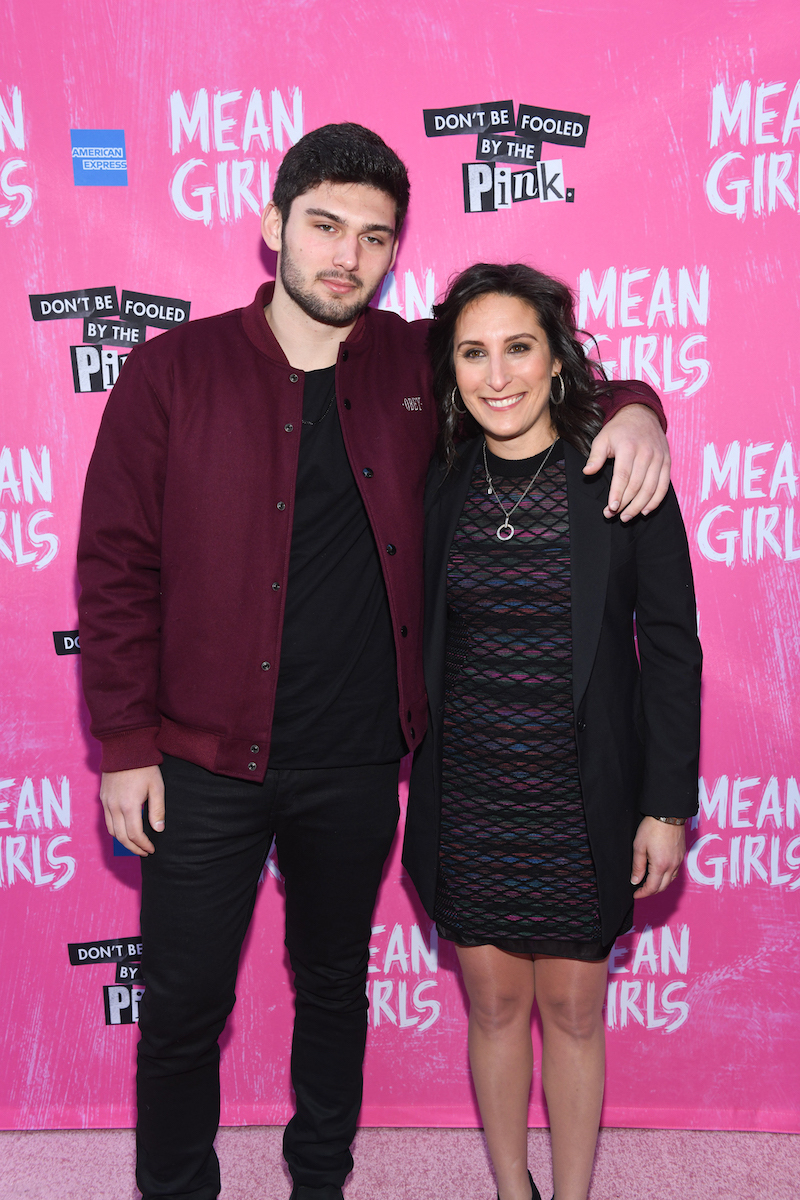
[[403, 396, 423, 411]]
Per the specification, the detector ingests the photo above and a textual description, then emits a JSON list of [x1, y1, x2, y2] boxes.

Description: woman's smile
[[480, 392, 526, 410]]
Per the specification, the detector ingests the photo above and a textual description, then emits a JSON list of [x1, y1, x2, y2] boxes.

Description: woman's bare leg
[[456, 944, 536, 1200], [532, 955, 609, 1200]]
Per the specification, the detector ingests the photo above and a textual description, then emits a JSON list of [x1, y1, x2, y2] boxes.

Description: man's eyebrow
[[304, 207, 395, 237]]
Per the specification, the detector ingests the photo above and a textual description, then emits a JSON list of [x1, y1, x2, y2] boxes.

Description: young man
[[78, 123, 670, 1200]]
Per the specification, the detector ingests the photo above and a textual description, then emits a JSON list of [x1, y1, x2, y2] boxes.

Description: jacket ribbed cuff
[[99, 727, 163, 773]]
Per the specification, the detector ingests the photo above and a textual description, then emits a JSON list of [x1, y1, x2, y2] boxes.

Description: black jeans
[[135, 755, 401, 1200]]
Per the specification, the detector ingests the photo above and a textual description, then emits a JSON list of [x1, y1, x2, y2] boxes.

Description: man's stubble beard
[[279, 238, 383, 328]]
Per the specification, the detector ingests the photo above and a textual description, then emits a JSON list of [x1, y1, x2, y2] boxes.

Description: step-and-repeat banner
[[1, 0, 798, 1132]]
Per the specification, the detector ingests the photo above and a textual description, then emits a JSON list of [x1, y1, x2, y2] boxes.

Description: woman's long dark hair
[[428, 262, 611, 464]]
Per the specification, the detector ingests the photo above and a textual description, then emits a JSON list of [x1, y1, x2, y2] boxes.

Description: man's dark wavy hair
[[428, 262, 612, 465], [271, 122, 410, 234]]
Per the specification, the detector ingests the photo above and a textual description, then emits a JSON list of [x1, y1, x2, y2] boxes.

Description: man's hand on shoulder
[[100, 765, 165, 856], [584, 404, 671, 521]]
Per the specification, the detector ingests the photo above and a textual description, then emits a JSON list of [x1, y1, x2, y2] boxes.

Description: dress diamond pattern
[[434, 443, 611, 959]]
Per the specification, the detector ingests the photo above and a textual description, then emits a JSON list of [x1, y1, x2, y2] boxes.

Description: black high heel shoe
[[497, 1170, 542, 1200]]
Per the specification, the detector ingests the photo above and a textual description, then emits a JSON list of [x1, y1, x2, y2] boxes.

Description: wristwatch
[[653, 815, 687, 826]]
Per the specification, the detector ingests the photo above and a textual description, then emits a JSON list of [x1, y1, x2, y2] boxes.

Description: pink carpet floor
[[1, 1126, 797, 1199]]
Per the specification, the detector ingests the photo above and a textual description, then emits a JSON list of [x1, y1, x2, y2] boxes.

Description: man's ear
[[262, 202, 282, 251], [388, 236, 399, 274]]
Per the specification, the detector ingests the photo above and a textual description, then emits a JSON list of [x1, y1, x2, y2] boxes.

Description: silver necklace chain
[[301, 389, 336, 427], [482, 439, 557, 541]]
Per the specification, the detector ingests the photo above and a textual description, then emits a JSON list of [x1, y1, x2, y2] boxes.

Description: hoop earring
[[450, 385, 467, 415], [550, 374, 566, 406]]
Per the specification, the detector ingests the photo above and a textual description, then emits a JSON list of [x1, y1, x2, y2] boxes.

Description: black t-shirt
[[268, 366, 405, 768]]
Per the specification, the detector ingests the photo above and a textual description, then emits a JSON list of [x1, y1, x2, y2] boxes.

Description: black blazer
[[402, 438, 702, 943]]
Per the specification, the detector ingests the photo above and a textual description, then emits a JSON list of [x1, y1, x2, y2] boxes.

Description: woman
[[403, 264, 701, 1200]]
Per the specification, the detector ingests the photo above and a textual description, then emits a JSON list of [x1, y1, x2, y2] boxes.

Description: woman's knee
[[458, 946, 535, 1035], [538, 988, 604, 1041], [468, 982, 533, 1036]]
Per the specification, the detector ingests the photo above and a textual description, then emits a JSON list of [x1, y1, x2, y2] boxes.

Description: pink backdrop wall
[[1, 0, 799, 1133]]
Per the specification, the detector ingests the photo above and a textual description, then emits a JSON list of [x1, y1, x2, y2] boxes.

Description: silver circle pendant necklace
[[482, 438, 557, 541]]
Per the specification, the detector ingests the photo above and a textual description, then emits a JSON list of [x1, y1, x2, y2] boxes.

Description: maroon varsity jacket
[[77, 283, 665, 783]]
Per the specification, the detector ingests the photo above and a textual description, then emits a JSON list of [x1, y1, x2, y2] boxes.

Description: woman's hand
[[631, 816, 686, 898], [584, 404, 671, 520]]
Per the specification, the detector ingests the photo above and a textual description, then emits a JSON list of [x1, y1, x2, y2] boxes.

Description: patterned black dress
[[434, 440, 624, 960]]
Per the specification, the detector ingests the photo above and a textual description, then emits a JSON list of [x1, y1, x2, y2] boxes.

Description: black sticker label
[[104, 983, 145, 1025], [120, 291, 190, 328], [115, 962, 144, 984], [29, 287, 120, 321], [68, 937, 143, 966], [53, 630, 80, 655], [424, 100, 515, 137], [70, 346, 129, 393], [475, 132, 542, 165], [516, 105, 590, 147], [82, 316, 146, 347], [510, 168, 540, 202]]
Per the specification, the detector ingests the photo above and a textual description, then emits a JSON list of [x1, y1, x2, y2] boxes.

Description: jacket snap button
[[341, 349, 349, 362], [284, 423, 294, 433], [277, 501, 286, 510], [272, 582, 280, 591], [400, 626, 407, 637], [410, 728, 415, 740], [250, 745, 260, 754], [289, 373, 299, 383], [261, 661, 271, 671], [343, 399, 351, 410], [248, 762, 257, 771], [386, 544, 396, 555], [362, 467, 373, 478], [577, 719, 586, 732]]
